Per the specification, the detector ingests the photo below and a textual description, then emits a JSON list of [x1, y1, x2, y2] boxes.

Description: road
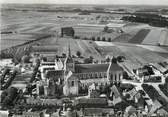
[[122, 79, 153, 105], [122, 74, 168, 104]]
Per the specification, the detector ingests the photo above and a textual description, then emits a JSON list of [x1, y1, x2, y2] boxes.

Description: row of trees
[[0, 52, 14, 59], [75, 36, 113, 42], [91, 36, 112, 42], [74, 35, 113, 42], [122, 14, 168, 27], [29, 59, 40, 83], [74, 36, 113, 42], [0, 68, 10, 85], [1, 70, 17, 90], [23, 59, 41, 96]]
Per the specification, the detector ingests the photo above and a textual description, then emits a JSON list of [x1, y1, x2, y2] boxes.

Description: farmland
[[1, 4, 168, 65], [96, 41, 168, 69], [113, 23, 168, 46], [30, 37, 103, 60], [128, 29, 150, 44], [1, 9, 125, 51]]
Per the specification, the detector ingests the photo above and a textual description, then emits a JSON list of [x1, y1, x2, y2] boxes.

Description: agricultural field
[[1, 9, 125, 51], [128, 29, 150, 44], [141, 28, 162, 45], [31, 37, 103, 60], [157, 29, 168, 46], [113, 23, 168, 46], [95, 41, 168, 69], [1, 5, 168, 67], [112, 33, 135, 43], [131, 27, 168, 46]]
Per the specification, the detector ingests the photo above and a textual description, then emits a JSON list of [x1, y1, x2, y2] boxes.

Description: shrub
[[97, 37, 100, 41], [91, 37, 95, 41], [108, 38, 111, 42], [102, 37, 106, 41], [76, 51, 81, 57]]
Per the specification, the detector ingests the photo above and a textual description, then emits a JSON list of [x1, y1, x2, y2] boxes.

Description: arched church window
[[95, 73, 99, 78], [88, 73, 91, 78], [71, 81, 74, 86], [85, 74, 88, 79], [90, 73, 93, 78], [111, 74, 113, 80], [79, 74, 82, 79], [82, 74, 85, 79], [100, 72, 103, 78], [93, 73, 95, 78], [115, 74, 117, 81], [83, 74, 85, 79]]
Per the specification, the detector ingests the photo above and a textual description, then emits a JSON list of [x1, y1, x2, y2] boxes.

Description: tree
[[22, 55, 31, 63], [1, 87, 18, 109], [74, 36, 80, 39], [103, 26, 109, 32], [120, 84, 134, 91], [116, 56, 126, 62], [42, 57, 47, 62], [8, 87, 18, 100], [106, 57, 110, 62], [1, 90, 8, 102], [2, 96, 12, 109], [124, 94, 131, 100], [96, 15, 101, 20], [12, 58, 19, 64], [83, 37, 88, 40], [89, 56, 94, 61], [108, 38, 111, 42], [139, 90, 146, 96], [84, 56, 94, 64], [24, 84, 32, 95], [30, 63, 40, 83], [91, 37, 95, 41], [2, 70, 17, 90], [35, 58, 40, 65], [97, 37, 100, 41], [1, 68, 10, 85], [62, 53, 66, 58], [76, 51, 81, 57], [102, 37, 106, 41], [111, 57, 117, 63], [143, 65, 154, 75]]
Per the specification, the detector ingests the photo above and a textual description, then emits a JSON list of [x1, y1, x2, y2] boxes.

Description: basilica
[[37, 47, 124, 96]]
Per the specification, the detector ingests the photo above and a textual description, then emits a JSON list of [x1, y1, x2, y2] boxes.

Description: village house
[[109, 85, 123, 106], [40, 58, 64, 81], [133, 66, 164, 83]]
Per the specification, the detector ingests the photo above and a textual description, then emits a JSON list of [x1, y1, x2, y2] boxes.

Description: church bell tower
[[64, 45, 75, 73]]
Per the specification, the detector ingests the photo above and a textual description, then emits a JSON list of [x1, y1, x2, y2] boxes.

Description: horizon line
[[1, 3, 168, 6]]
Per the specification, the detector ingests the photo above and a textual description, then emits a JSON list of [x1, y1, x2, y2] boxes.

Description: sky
[[1, 0, 168, 5]]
